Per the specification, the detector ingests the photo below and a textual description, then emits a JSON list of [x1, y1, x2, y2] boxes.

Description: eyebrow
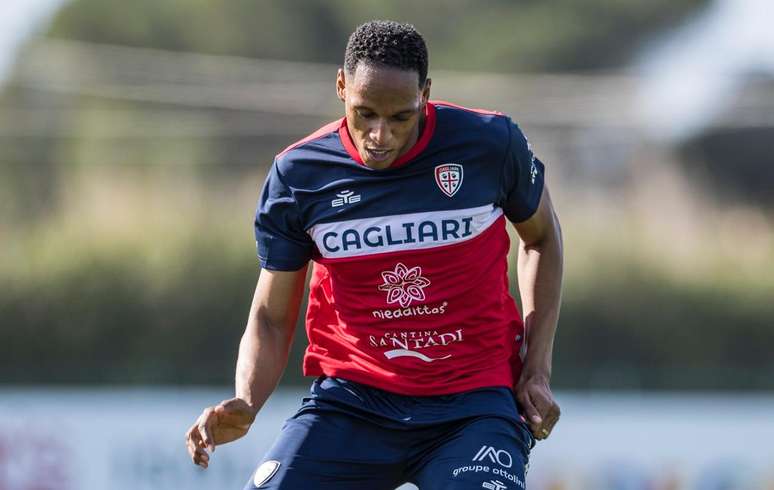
[[354, 105, 419, 117]]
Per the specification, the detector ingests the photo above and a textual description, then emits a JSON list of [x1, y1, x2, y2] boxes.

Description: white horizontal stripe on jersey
[[308, 204, 503, 259]]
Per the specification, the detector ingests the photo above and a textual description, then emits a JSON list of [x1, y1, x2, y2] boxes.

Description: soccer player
[[186, 20, 562, 490]]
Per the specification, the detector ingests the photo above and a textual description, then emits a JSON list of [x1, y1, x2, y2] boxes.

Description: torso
[[267, 101, 531, 396]]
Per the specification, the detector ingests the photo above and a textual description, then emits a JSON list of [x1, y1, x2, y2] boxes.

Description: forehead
[[346, 63, 421, 108]]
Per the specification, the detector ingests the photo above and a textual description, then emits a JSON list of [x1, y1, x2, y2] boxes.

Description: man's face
[[337, 63, 431, 170]]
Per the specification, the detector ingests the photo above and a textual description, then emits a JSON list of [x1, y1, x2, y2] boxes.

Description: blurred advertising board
[[0, 389, 772, 489]]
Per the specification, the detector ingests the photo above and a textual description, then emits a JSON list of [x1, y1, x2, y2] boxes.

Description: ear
[[421, 78, 432, 104], [336, 68, 346, 102]]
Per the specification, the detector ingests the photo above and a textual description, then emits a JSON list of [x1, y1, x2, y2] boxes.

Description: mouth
[[364, 148, 393, 162]]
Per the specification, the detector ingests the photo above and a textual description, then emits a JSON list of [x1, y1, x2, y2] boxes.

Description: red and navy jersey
[[255, 101, 545, 396]]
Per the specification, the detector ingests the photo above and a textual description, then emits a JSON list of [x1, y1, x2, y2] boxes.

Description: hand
[[185, 397, 258, 468], [515, 372, 560, 441]]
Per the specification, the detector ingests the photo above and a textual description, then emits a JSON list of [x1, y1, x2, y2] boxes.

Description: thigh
[[409, 417, 533, 490], [243, 409, 405, 490]]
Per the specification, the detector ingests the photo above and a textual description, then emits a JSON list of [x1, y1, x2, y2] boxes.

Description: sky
[[0, 0, 67, 82], [636, 0, 774, 139]]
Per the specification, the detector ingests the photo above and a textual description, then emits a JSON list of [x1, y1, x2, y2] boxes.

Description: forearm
[[517, 213, 563, 380], [235, 311, 295, 412]]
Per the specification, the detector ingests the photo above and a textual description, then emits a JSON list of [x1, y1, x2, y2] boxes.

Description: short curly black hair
[[344, 20, 428, 86]]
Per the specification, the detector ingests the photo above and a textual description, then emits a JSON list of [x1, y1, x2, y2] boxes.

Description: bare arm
[[236, 266, 308, 411], [186, 266, 308, 468], [513, 186, 563, 439]]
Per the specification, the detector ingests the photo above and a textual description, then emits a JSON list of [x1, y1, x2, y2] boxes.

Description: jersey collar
[[338, 101, 437, 169]]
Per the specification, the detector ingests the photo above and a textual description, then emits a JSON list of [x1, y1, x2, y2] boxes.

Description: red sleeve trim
[[277, 118, 344, 158], [430, 99, 504, 116]]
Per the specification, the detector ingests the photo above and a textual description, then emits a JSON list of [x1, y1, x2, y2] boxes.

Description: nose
[[369, 118, 391, 146]]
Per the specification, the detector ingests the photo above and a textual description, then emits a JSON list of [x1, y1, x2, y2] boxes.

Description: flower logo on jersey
[[377, 263, 431, 307], [434, 163, 463, 198]]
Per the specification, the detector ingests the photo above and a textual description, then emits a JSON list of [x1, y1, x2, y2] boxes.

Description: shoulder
[[431, 100, 513, 148], [274, 118, 345, 174]]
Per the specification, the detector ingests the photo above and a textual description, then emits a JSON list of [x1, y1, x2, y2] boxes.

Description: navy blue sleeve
[[254, 161, 313, 271], [500, 120, 545, 223]]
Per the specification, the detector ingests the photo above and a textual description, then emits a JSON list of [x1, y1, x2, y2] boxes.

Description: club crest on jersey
[[434, 163, 463, 198]]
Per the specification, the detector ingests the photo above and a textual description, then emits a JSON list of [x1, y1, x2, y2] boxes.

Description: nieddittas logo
[[372, 262, 449, 320], [371, 264, 462, 363], [377, 263, 431, 307]]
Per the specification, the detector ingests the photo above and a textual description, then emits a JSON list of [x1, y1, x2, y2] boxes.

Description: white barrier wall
[[0, 388, 772, 490]]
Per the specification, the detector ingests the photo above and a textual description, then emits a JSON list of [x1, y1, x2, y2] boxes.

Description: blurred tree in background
[[4, 0, 773, 390], [47, 0, 705, 71]]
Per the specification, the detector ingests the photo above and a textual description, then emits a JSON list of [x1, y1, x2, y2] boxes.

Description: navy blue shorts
[[243, 377, 534, 490]]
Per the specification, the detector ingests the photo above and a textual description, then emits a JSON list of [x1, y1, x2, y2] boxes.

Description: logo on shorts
[[377, 263, 431, 308], [253, 460, 281, 487], [435, 163, 463, 197], [482, 480, 508, 490], [473, 446, 513, 468]]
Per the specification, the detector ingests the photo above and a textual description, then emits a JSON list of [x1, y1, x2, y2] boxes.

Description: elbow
[[251, 306, 295, 344]]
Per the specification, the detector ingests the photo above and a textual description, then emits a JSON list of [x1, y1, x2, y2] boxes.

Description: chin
[[363, 158, 395, 170]]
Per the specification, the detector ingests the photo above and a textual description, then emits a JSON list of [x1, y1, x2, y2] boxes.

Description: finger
[[543, 406, 561, 432], [193, 448, 210, 469], [536, 426, 551, 440], [536, 405, 561, 440], [541, 399, 560, 422], [517, 390, 543, 429], [186, 429, 212, 468], [186, 424, 203, 459], [187, 432, 210, 467], [198, 408, 217, 453], [189, 444, 211, 465], [186, 435, 198, 459], [529, 389, 554, 418], [547, 402, 560, 421], [532, 418, 548, 439], [197, 448, 210, 464]]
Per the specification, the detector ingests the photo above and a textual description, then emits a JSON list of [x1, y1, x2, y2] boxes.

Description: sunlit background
[[1, 1, 772, 489]]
